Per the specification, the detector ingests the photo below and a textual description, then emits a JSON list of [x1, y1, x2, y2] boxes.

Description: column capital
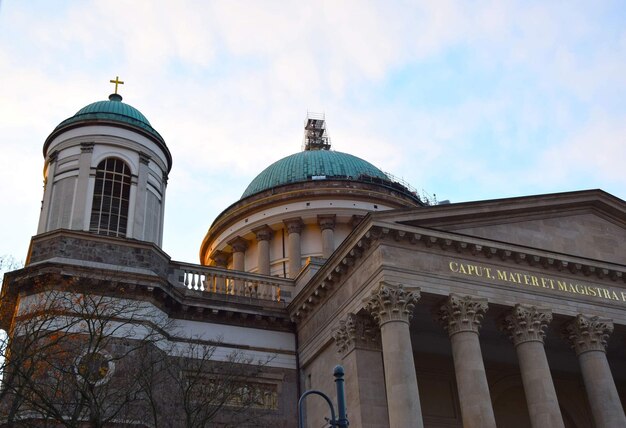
[[317, 214, 336, 231], [227, 236, 249, 253], [438, 294, 488, 336], [333, 313, 381, 355], [350, 214, 365, 229], [563, 314, 614, 355], [48, 150, 59, 163], [210, 250, 230, 267], [80, 142, 94, 153], [364, 281, 420, 326], [283, 217, 304, 234], [500, 304, 552, 346], [139, 151, 151, 165], [252, 225, 273, 242]]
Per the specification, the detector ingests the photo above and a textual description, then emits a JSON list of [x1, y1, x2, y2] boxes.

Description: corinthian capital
[[333, 313, 381, 355], [438, 294, 488, 336], [563, 314, 614, 355], [500, 304, 552, 346], [364, 281, 420, 326], [283, 217, 304, 234]]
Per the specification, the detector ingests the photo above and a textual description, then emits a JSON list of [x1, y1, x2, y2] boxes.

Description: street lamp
[[298, 365, 349, 428]]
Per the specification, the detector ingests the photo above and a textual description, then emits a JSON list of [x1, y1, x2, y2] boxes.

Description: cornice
[[200, 181, 421, 261], [288, 219, 626, 323]]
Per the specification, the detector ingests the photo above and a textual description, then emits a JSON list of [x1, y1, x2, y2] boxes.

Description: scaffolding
[[303, 112, 331, 151]]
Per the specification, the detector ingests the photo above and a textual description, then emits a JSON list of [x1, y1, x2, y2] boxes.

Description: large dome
[[49, 94, 165, 145], [242, 150, 391, 198]]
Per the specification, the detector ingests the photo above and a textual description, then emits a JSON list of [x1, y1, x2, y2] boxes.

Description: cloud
[[1, 1, 625, 262]]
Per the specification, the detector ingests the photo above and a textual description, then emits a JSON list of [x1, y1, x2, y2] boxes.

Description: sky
[[1, 1, 625, 265]]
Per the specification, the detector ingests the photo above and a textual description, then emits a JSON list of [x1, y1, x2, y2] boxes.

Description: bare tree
[[1, 276, 279, 427]]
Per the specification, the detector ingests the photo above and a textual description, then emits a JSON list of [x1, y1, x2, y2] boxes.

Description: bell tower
[[37, 78, 172, 246]]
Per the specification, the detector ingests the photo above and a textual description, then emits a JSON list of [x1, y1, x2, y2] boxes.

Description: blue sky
[[1, 1, 625, 264]]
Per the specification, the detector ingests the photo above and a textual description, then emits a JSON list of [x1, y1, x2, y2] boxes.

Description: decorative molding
[[317, 214, 336, 231], [350, 215, 365, 229], [500, 304, 552, 346], [139, 151, 151, 165], [289, 220, 626, 323], [563, 314, 614, 355], [48, 150, 59, 163], [364, 281, 420, 326], [438, 294, 488, 336], [209, 250, 230, 267], [228, 237, 249, 253], [252, 225, 274, 242], [333, 313, 381, 355], [80, 142, 94, 153], [283, 217, 304, 235]]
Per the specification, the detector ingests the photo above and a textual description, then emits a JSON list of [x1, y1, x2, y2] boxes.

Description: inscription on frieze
[[448, 260, 626, 304]]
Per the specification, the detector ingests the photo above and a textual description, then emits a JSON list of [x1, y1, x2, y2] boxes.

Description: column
[[317, 215, 336, 258], [228, 237, 248, 272], [564, 314, 626, 428], [283, 217, 304, 278], [252, 225, 273, 275], [37, 151, 58, 233], [209, 250, 229, 294], [131, 152, 150, 240], [334, 313, 389, 428], [72, 142, 95, 230], [227, 237, 248, 294], [437, 294, 496, 428], [500, 304, 565, 428], [364, 281, 423, 428]]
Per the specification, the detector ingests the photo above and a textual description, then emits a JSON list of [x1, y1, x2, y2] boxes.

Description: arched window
[[89, 158, 131, 237]]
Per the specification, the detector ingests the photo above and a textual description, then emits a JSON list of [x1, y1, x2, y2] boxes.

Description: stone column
[[334, 313, 389, 428], [283, 217, 304, 278], [131, 152, 150, 240], [317, 214, 336, 258], [252, 225, 273, 275], [228, 237, 248, 294], [438, 294, 496, 428], [209, 250, 229, 294], [500, 305, 565, 428], [72, 142, 95, 230], [364, 281, 423, 428], [37, 151, 59, 233], [564, 314, 626, 428]]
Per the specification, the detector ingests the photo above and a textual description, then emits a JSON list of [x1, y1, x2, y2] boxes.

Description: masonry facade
[[2, 93, 625, 427], [293, 191, 626, 428]]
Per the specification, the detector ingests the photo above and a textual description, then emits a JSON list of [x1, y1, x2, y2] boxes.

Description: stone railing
[[169, 262, 295, 303]]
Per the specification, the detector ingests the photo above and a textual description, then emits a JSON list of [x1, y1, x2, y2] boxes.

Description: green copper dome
[[241, 150, 391, 199], [51, 94, 164, 143]]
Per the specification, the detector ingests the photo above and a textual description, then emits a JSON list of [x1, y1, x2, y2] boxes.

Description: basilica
[[1, 83, 625, 427]]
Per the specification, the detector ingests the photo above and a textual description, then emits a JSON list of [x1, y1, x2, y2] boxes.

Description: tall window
[[89, 158, 131, 237]]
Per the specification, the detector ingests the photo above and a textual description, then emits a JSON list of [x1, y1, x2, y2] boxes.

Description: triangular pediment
[[375, 190, 626, 265]]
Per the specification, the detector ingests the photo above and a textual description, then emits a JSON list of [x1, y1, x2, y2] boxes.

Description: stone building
[[1, 87, 626, 427]]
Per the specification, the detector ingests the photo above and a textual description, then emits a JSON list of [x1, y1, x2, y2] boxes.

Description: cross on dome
[[109, 76, 124, 94]]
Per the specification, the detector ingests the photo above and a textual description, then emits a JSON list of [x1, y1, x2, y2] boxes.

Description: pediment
[[377, 190, 626, 265]]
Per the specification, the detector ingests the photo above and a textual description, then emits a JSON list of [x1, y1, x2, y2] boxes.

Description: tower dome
[[200, 114, 423, 277], [44, 93, 170, 166], [38, 83, 171, 247], [241, 150, 391, 199]]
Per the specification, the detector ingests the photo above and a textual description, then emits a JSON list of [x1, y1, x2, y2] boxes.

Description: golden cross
[[109, 76, 124, 94]]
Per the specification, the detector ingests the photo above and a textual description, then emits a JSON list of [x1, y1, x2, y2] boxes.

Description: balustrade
[[169, 262, 294, 303]]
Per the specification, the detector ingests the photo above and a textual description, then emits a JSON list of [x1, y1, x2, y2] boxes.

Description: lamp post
[[298, 365, 349, 428]]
